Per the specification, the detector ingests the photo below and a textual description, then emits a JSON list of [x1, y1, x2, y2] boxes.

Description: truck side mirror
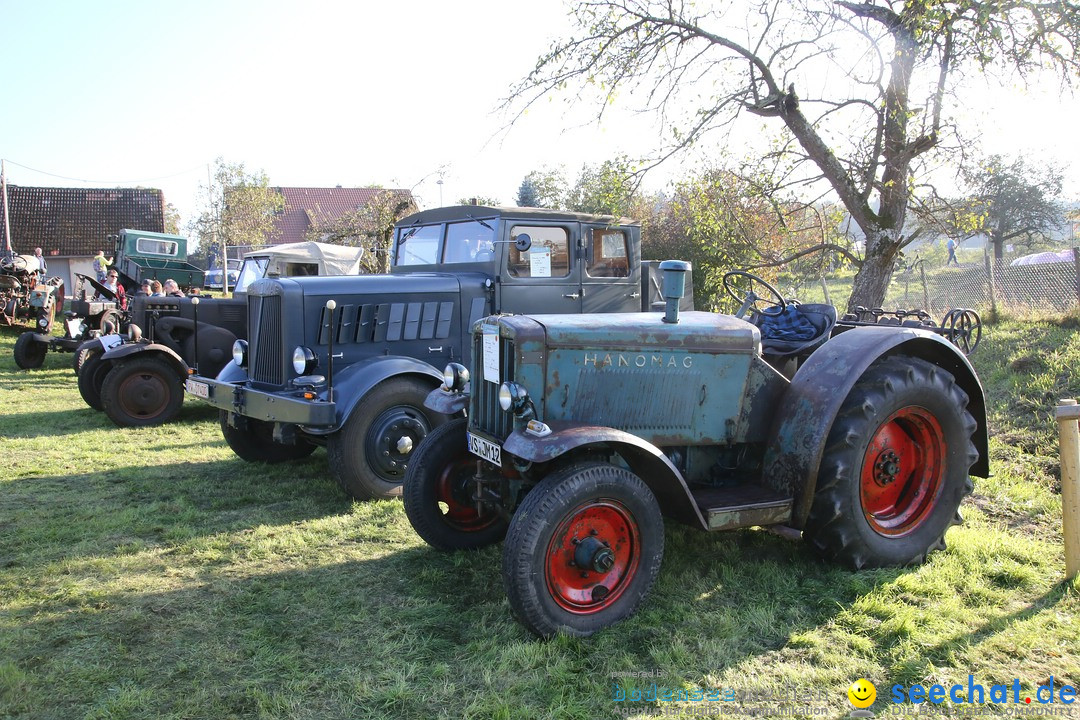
[[513, 234, 532, 252]]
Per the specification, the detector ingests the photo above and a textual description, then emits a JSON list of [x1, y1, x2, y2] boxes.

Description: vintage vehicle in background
[[110, 229, 204, 291], [71, 242, 365, 427], [186, 206, 691, 501], [204, 259, 241, 290], [2, 251, 63, 339], [403, 263, 989, 637]]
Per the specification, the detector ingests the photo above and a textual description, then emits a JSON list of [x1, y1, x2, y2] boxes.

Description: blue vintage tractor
[[404, 262, 988, 637]]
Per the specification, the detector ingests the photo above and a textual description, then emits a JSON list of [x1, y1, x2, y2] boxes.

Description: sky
[[2, 0, 1078, 235]]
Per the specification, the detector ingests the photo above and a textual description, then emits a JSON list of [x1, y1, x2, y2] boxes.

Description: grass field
[[1, 315, 1078, 720]]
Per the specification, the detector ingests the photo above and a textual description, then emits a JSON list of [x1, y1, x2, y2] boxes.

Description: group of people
[[92, 248, 189, 311]]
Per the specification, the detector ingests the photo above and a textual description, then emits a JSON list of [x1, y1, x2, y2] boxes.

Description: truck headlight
[[232, 339, 248, 367], [498, 382, 529, 414], [292, 346, 316, 375], [442, 362, 469, 391]]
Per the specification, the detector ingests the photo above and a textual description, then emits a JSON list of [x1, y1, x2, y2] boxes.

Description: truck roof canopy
[[397, 205, 637, 227], [244, 241, 364, 276]]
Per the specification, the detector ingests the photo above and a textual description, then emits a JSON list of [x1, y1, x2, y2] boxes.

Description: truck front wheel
[[100, 356, 185, 427], [328, 377, 446, 500], [218, 411, 316, 463], [13, 332, 47, 369], [403, 418, 508, 550], [502, 463, 664, 638], [803, 356, 978, 569]]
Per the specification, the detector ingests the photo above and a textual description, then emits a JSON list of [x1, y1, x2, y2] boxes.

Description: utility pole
[[1, 159, 13, 253]]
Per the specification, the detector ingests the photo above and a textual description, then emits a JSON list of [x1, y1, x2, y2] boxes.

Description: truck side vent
[[470, 333, 515, 441], [350, 301, 456, 344], [249, 294, 283, 385]]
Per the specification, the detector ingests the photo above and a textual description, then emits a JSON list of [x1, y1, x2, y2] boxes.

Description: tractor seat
[[756, 303, 837, 358]]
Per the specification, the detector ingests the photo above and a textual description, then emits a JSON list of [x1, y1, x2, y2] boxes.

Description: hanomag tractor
[[404, 262, 988, 637]]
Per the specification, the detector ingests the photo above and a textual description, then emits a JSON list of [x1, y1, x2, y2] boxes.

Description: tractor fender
[[305, 355, 444, 435], [101, 342, 188, 379], [503, 423, 708, 530], [761, 326, 989, 529], [424, 387, 468, 415]]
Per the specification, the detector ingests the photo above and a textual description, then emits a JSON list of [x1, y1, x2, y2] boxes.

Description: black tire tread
[[403, 418, 508, 551], [13, 332, 47, 369], [218, 410, 316, 463], [77, 351, 110, 411], [100, 356, 185, 427], [502, 462, 664, 638], [804, 355, 977, 569]]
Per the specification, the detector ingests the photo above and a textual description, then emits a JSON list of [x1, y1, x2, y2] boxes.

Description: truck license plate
[[185, 379, 210, 399], [467, 432, 502, 467]]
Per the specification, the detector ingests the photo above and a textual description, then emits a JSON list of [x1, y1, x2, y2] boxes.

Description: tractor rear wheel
[[100, 356, 184, 427], [804, 356, 978, 569], [13, 332, 47, 369], [77, 352, 111, 411], [218, 411, 316, 463], [403, 418, 508, 551], [502, 463, 664, 638]]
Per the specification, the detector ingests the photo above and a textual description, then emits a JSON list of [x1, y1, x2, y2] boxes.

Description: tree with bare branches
[[506, 1, 1080, 309]]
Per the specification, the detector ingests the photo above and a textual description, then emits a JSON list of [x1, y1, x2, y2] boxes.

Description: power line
[[1, 158, 209, 185]]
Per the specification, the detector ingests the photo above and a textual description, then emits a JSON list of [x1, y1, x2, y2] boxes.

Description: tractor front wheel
[[804, 356, 978, 569], [13, 332, 47, 369], [502, 463, 664, 638], [77, 351, 111, 411], [403, 418, 508, 551]]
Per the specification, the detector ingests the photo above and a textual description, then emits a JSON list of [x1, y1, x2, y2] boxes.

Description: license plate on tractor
[[467, 432, 501, 467]]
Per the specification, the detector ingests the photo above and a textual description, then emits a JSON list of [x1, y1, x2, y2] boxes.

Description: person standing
[[33, 247, 47, 275], [93, 250, 112, 281], [945, 238, 959, 266], [163, 279, 185, 297]]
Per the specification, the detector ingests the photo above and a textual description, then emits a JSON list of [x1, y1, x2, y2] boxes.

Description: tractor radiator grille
[[470, 332, 515, 441], [249, 294, 283, 385]]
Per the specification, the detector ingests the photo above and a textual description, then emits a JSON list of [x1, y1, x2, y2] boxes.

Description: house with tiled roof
[[269, 187, 414, 245], [0, 185, 165, 291]]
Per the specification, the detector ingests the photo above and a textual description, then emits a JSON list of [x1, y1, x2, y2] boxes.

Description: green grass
[[1, 318, 1078, 720]]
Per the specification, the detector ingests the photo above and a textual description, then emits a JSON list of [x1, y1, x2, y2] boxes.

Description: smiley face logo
[[848, 679, 877, 709]]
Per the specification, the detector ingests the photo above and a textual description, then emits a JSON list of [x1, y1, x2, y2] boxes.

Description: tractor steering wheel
[[722, 270, 787, 318], [0, 253, 27, 273]]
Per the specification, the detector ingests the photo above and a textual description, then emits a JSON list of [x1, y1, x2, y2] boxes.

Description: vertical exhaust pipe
[[659, 260, 691, 324]]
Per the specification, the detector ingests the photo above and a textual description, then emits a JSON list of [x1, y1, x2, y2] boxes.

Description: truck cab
[[187, 206, 686, 501]]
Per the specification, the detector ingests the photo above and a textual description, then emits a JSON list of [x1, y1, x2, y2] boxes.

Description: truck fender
[[761, 327, 989, 529], [310, 355, 444, 434], [424, 387, 468, 415], [503, 423, 708, 530], [101, 342, 188, 377], [213, 360, 249, 383]]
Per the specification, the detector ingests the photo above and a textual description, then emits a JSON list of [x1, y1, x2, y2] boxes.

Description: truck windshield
[[395, 224, 443, 266], [234, 257, 269, 293]]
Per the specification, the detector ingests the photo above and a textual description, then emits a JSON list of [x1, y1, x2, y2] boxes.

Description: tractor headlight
[[37, 316, 49, 328], [127, 323, 143, 342], [498, 382, 529, 414], [292, 346, 316, 375], [232, 339, 248, 367], [442, 362, 470, 391]]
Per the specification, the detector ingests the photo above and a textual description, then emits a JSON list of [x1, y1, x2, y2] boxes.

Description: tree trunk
[[847, 237, 899, 311]]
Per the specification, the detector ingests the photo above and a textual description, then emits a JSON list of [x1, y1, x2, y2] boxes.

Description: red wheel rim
[[860, 406, 946, 537], [545, 500, 640, 614], [436, 459, 500, 533]]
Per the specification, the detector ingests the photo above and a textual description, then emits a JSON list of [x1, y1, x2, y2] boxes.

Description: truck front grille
[[249, 294, 283, 385], [470, 332, 515, 441]]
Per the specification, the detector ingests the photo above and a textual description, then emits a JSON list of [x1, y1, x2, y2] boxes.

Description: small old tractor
[[403, 262, 988, 637], [1, 251, 63, 336]]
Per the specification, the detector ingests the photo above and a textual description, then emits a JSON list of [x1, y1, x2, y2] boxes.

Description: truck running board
[[690, 485, 793, 531]]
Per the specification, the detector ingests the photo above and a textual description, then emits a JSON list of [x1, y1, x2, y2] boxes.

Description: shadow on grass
[[0, 526, 884, 720], [0, 457, 347, 571]]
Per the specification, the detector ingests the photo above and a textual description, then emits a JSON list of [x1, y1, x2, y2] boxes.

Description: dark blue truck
[[185, 205, 690, 500]]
